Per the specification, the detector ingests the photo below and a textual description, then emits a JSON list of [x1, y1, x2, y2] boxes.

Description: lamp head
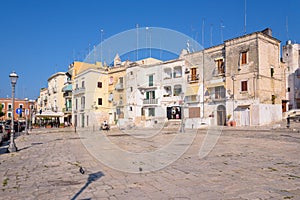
[[9, 71, 18, 85]]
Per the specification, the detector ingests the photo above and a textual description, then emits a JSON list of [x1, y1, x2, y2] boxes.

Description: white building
[[282, 40, 300, 110], [125, 58, 187, 128]]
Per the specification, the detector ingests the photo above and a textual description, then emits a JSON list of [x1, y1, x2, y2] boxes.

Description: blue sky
[[0, 0, 299, 99]]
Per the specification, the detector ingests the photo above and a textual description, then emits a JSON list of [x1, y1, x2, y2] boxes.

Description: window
[[174, 66, 182, 78], [129, 106, 133, 111], [76, 83, 79, 89], [241, 52, 247, 65], [75, 98, 78, 110], [272, 95, 275, 104], [19, 104, 23, 109], [215, 86, 226, 99], [98, 98, 102, 105], [130, 87, 133, 92], [148, 108, 155, 116], [130, 71, 133, 75], [191, 68, 197, 81], [271, 67, 274, 78], [146, 91, 155, 99], [149, 75, 153, 86], [8, 112, 12, 118], [119, 77, 124, 84], [1, 103, 4, 109], [81, 96, 85, 109], [173, 85, 182, 96], [97, 82, 102, 88], [164, 86, 172, 97], [215, 59, 225, 74], [241, 81, 248, 92], [164, 68, 172, 79], [8, 104, 12, 111], [109, 76, 114, 85], [81, 81, 85, 88], [288, 87, 290, 92]]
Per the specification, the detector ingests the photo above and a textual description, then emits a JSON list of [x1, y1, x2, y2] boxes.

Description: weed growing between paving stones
[[2, 177, 9, 187]]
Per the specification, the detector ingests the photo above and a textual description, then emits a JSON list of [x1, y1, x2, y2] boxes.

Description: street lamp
[[180, 92, 185, 133], [231, 75, 235, 122], [24, 98, 28, 135], [8, 71, 18, 152]]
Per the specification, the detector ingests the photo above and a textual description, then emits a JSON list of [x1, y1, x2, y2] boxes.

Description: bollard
[[287, 115, 290, 129]]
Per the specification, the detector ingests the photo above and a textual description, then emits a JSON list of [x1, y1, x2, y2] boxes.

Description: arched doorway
[[217, 105, 226, 126]]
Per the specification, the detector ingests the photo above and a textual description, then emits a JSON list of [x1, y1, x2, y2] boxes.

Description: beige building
[[35, 72, 67, 125], [225, 28, 285, 126], [182, 28, 285, 126], [107, 55, 127, 124], [47, 72, 67, 113], [71, 57, 129, 128], [36, 88, 48, 113]]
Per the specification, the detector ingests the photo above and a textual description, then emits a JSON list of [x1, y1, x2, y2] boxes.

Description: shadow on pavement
[[71, 171, 105, 200]]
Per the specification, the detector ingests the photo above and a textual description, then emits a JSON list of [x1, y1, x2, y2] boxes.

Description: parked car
[[4, 120, 25, 133]]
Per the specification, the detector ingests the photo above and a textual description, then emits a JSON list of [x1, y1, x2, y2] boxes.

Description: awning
[[64, 113, 72, 117], [237, 104, 250, 108], [206, 81, 225, 88], [35, 110, 64, 118], [62, 84, 72, 92], [185, 85, 199, 96]]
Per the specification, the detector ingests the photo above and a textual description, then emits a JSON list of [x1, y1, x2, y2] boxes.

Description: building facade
[[35, 28, 288, 127], [282, 41, 300, 110], [0, 98, 34, 121]]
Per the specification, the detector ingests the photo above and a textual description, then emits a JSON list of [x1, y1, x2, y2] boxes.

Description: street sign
[[16, 108, 22, 115]]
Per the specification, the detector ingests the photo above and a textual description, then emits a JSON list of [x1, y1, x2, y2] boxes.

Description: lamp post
[[8, 71, 18, 152], [231, 75, 235, 122], [24, 98, 28, 135], [180, 92, 185, 133]]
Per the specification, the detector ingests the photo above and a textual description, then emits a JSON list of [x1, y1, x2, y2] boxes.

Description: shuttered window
[[241, 81, 248, 92], [189, 107, 200, 118], [241, 52, 247, 65]]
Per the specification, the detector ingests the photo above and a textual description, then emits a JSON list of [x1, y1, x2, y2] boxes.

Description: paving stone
[[0, 125, 299, 199]]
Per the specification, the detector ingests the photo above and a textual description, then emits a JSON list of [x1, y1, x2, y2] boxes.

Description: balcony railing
[[185, 95, 199, 103], [187, 74, 199, 83], [53, 87, 57, 93], [73, 87, 85, 95], [63, 107, 72, 112], [115, 83, 124, 90], [63, 92, 72, 98], [143, 98, 158, 105]]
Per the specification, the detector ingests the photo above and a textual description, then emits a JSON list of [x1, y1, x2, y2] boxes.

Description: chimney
[[261, 28, 272, 37]]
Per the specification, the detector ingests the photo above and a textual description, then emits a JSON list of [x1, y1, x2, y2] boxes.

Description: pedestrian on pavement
[[287, 115, 290, 128]]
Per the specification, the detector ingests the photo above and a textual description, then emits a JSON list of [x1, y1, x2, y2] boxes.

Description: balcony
[[187, 74, 199, 83], [52, 87, 57, 93], [185, 95, 199, 103], [63, 92, 72, 98], [118, 100, 123, 106], [63, 107, 72, 113], [143, 98, 158, 105], [52, 106, 58, 112], [115, 83, 124, 90], [73, 87, 85, 95]]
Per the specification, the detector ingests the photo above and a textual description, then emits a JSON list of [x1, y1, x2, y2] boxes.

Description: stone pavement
[[0, 123, 299, 200]]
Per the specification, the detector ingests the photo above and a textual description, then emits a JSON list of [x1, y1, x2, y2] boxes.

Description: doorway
[[217, 105, 226, 126]]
